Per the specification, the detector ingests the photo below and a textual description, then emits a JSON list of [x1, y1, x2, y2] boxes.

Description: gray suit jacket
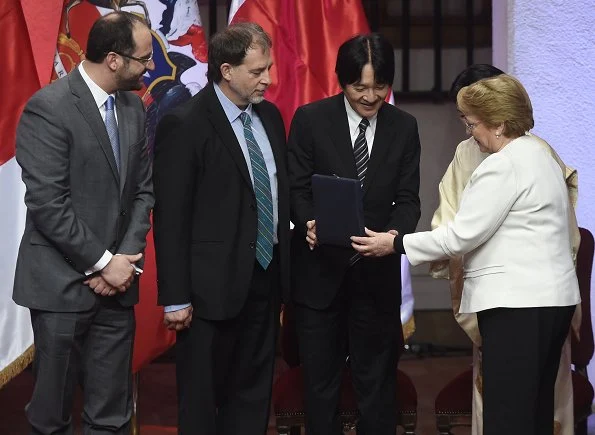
[[13, 67, 154, 311]]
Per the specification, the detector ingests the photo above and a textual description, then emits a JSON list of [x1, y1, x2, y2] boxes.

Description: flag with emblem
[[228, 0, 416, 335], [0, 0, 49, 389]]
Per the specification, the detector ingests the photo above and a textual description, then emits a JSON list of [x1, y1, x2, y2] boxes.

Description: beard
[[249, 94, 265, 104], [228, 80, 266, 106], [116, 68, 145, 92]]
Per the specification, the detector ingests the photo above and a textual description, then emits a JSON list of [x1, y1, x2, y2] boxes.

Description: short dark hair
[[335, 33, 395, 88], [86, 12, 147, 63], [207, 22, 272, 83], [449, 64, 505, 102]]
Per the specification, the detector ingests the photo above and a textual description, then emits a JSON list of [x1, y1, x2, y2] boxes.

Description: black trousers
[[478, 305, 575, 435], [176, 254, 280, 435], [27, 299, 135, 435], [295, 262, 402, 435]]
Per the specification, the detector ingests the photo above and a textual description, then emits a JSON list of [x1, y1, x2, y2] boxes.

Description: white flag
[[0, 159, 33, 388]]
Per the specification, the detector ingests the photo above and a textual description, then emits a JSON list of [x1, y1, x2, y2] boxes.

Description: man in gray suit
[[13, 12, 154, 434]]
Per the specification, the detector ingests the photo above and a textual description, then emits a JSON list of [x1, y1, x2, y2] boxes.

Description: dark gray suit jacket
[[13, 67, 154, 311]]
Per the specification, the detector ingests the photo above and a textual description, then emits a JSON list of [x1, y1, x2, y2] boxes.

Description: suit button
[[120, 210, 126, 216], [250, 203, 256, 211], [249, 242, 255, 249]]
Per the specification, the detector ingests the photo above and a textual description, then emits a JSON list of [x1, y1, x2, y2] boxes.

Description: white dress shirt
[[78, 61, 117, 275], [344, 96, 377, 153]]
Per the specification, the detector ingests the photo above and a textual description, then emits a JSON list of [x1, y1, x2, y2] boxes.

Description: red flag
[[20, 0, 63, 86], [0, 0, 40, 166], [0, 0, 42, 388], [229, 0, 370, 131]]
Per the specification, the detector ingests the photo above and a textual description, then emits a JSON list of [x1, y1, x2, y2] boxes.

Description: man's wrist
[[84, 250, 113, 276], [164, 303, 191, 313]]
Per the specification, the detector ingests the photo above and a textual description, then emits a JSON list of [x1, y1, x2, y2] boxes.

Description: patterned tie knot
[[106, 95, 115, 111], [359, 118, 369, 132], [239, 111, 252, 128]]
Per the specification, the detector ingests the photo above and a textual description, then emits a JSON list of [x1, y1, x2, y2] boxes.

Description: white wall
[[398, 101, 467, 309], [493, 0, 595, 379]]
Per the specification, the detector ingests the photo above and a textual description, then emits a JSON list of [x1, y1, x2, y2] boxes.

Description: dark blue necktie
[[104, 96, 120, 172], [239, 112, 274, 269]]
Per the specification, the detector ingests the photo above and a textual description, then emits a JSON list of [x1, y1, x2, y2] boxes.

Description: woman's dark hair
[[335, 33, 395, 88], [207, 22, 272, 83], [86, 11, 147, 63], [449, 64, 505, 102]]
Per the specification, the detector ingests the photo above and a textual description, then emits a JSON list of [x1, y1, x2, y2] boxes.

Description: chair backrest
[[571, 227, 595, 369], [280, 304, 301, 367]]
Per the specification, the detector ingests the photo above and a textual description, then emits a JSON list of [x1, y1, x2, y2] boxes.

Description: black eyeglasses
[[112, 51, 153, 66]]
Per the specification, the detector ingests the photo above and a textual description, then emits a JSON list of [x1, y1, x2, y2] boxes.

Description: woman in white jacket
[[353, 74, 580, 435]]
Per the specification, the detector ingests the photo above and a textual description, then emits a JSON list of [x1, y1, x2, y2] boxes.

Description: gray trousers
[[27, 299, 135, 435]]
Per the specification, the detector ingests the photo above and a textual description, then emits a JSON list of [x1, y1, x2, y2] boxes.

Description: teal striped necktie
[[239, 112, 274, 269]]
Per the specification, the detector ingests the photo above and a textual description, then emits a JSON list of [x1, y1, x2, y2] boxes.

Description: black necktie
[[354, 118, 370, 187]]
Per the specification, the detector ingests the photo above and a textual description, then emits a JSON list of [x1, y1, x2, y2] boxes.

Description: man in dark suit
[[13, 12, 154, 434], [288, 33, 421, 435], [152, 22, 289, 435]]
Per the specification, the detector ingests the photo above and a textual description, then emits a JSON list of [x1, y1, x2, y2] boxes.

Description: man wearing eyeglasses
[[13, 11, 154, 434]]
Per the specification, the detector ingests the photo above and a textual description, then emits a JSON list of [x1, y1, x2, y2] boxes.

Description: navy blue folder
[[312, 174, 365, 247]]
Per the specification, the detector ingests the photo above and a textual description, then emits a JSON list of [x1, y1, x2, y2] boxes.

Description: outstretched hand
[[351, 228, 396, 257]]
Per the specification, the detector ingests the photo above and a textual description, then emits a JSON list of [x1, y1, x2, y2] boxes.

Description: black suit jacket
[[153, 83, 290, 321], [288, 93, 421, 311]]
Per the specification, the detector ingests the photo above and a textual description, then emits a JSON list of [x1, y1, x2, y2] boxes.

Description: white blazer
[[404, 134, 580, 313]]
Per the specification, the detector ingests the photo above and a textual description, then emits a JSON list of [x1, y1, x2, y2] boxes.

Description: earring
[[496, 133, 501, 138]]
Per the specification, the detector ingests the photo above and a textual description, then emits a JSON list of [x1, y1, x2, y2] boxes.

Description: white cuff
[[84, 250, 113, 276]]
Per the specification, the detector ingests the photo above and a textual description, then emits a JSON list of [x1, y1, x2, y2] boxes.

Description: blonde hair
[[457, 74, 534, 138]]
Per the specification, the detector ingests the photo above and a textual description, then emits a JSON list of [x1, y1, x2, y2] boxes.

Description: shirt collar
[[344, 95, 378, 130], [214, 82, 254, 123], [78, 61, 114, 109]]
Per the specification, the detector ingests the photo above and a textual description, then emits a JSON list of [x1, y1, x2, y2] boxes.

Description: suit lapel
[[115, 92, 130, 194], [69, 69, 120, 185], [205, 84, 253, 192], [363, 103, 393, 195], [327, 94, 358, 179]]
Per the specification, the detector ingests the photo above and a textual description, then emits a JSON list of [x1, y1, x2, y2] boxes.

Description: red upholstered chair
[[434, 366, 473, 434], [273, 304, 418, 434], [434, 227, 595, 435]]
